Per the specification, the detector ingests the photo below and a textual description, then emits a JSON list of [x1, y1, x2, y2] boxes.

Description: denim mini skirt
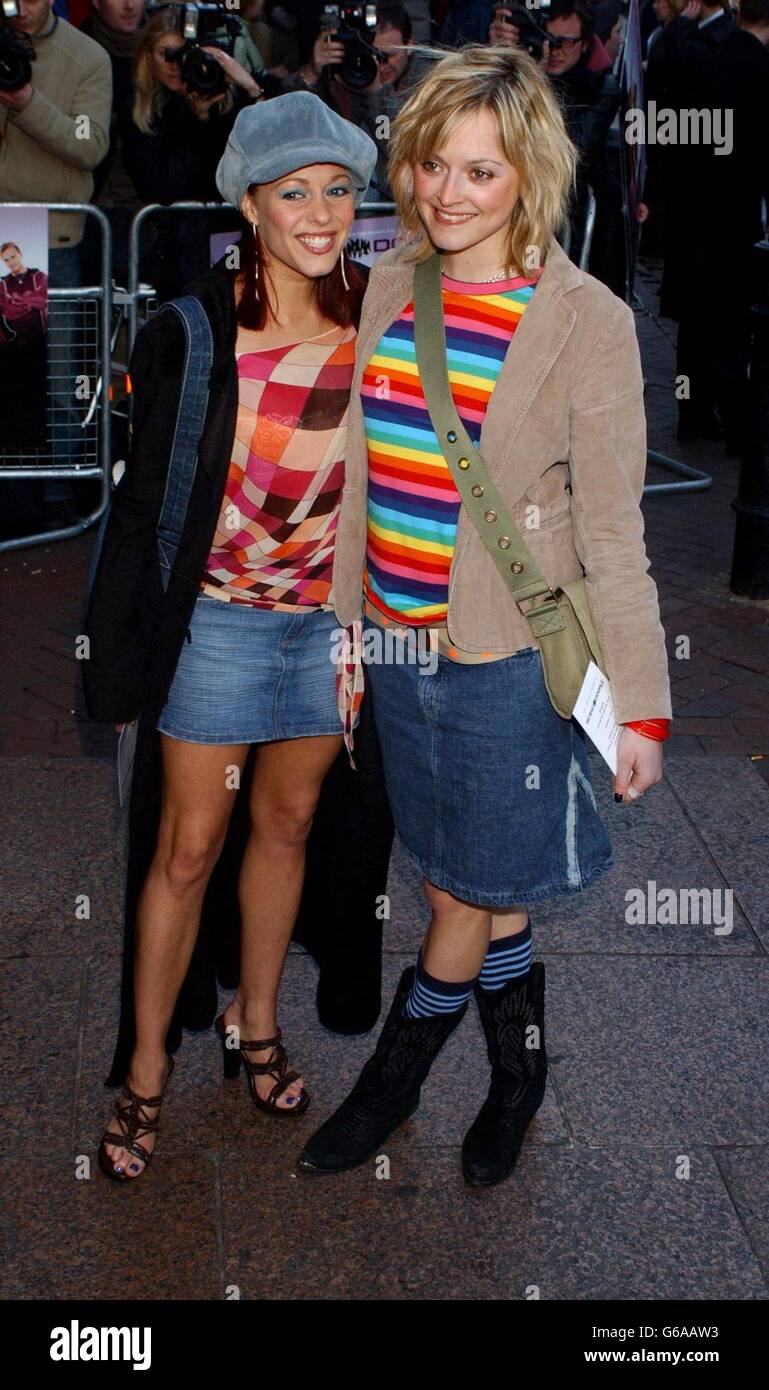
[[156, 594, 342, 745], [364, 618, 613, 907]]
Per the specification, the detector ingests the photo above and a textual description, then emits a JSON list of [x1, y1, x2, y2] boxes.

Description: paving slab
[[219, 1147, 766, 1301], [0, 956, 84, 1157], [717, 1149, 769, 1289], [663, 758, 769, 948], [0, 1157, 220, 1300], [0, 756, 124, 956]]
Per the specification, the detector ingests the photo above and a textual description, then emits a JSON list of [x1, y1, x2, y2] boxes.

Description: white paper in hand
[[572, 661, 621, 773]]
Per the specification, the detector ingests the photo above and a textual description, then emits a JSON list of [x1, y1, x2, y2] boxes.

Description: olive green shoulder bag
[[412, 252, 605, 720]]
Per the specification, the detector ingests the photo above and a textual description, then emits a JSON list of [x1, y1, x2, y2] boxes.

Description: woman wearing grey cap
[[84, 93, 387, 1182]]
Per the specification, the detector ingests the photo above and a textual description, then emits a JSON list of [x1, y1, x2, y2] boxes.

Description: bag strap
[[155, 295, 214, 592], [412, 253, 559, 621]]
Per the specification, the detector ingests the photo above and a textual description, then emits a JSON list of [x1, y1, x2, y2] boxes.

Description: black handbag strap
[[155, 295, 214, 591], [85, 294, 213, 606]]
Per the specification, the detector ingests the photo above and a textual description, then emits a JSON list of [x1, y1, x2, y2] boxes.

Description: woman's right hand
[[301, 29, 345, 84], [489, 11, 520, 46]]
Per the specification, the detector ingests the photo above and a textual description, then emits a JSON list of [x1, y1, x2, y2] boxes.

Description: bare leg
[[223, 733, 344, 1108], [103, 736, 249, 1176], [420, 884, 529, 981], [420, 880, 492, 982], [490, 904, 530, 940]]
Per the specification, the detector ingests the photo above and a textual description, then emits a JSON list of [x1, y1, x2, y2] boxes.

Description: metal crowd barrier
[[559, 187, 596, 270], [0, 203, 112, 554], [1, 195, 711, 556]]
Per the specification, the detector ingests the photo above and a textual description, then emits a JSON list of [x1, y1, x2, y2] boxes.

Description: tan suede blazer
[[331, 236, 672, 724]]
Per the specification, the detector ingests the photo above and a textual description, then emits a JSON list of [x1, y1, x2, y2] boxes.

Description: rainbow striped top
[[362, 270, 539, 625]]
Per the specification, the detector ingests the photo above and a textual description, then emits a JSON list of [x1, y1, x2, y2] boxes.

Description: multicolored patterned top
[[200, 323, 355, 608], [361, 270, 539, 627]]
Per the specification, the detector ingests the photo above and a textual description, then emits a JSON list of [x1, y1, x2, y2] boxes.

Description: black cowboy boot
[[462, 962, 548, 1187], [298, 967, 467, 1174]]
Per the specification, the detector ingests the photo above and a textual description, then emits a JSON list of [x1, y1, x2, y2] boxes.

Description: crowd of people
[[1, 0, 768, 437]]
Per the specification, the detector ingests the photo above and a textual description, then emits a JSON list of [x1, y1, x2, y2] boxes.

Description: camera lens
[[181, 45, 227, 96], [0, 29, 32, 92]]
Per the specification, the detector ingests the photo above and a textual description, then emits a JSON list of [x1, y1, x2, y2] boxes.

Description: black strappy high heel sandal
[[98, 1056, 175, 1181], [215, 1014, 309, 1117]]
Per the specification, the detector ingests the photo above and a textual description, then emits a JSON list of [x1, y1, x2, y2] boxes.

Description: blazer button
[[471, 485, 484, 498], [458, 457, 470, 470], [511, 562, 524, 573], [447, 430, 457, 443], [498, 536, 511, 549], [484, 509, 497, 523]]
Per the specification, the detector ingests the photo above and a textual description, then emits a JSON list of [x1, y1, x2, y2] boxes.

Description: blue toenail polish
[[128, 1162, 140, 1172], [115, 1165, 124, 1173]]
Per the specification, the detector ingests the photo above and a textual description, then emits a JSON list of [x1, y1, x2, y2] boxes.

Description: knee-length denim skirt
[[156, 594, 342, 745], [364, 617, 613, 907]]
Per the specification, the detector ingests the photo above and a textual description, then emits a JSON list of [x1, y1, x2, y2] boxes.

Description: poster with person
[[0, 206, 49, 451]]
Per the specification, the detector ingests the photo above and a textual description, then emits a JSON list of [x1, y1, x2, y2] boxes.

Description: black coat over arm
[[83, 257, 394, 1087]]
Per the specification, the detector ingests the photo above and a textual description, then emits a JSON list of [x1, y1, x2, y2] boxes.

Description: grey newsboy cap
[[216, 92, 378, 210]]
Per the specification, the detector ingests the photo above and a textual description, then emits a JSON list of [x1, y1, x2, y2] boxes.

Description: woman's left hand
[[199, 46, 263, 98], [613, 727, 663, 804]]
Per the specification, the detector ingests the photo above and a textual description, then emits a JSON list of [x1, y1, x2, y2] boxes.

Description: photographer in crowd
[[0, 0, 111, 283], [123, 7, 263, 297], [296, 5, 432, 198], [487, 3, 622, 289], [80, 0, 145, 283]]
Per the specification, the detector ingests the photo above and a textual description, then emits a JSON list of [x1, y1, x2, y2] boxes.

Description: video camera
[[493, 5, 554, 64], [0, 0, 36, 94], [321, 4, 380, 91], [146, 2, 248, 97]]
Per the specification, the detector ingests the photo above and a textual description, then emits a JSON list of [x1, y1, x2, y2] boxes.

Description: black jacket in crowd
[[549, 57, 621, 195], [658, 24, 769, 320], [123, 90, 253, 299], [83, 257, 394, 1087]]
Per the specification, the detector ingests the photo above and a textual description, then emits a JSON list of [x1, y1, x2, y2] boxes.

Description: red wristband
[[624, 718, 670, 742]]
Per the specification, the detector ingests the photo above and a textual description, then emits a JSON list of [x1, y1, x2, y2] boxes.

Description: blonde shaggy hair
[[388, 45, 578, 274]]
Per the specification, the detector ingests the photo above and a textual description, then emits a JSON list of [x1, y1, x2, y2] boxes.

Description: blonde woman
[[299, 45, 671, 1186]]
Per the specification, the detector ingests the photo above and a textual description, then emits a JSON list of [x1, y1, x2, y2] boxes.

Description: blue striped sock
[[404, 951, 476, 1020], [478, 921, 532, 992]]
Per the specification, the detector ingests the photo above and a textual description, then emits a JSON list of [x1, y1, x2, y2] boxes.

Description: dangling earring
[[252, 223, 260, 301], [340, 248, 349, 292]]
